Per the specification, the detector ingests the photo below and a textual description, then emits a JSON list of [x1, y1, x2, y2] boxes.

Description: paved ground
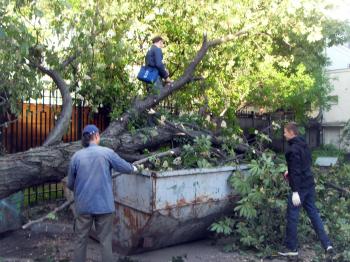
[[131, 239, 276, 262], [0, 204, 317, 262], [0, 224, 317, 262]]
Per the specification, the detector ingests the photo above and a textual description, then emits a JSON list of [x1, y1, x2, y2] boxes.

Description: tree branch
[[133, 147, 181, 165], [324, 182, 350, 196], [29, 62, 73, 146], [60, 53, 80, 70], [0, 28, 255, 199], [0, 95, 8, 107], [22, 199, 73, 229], [102, 27, 253, 143], [0, 118, 19, 128]]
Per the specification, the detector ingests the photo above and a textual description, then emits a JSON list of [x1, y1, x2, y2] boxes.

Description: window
[[328, 95, 339, 105]]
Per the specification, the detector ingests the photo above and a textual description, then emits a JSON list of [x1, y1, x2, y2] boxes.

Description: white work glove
[[132, 165, 138, 173], [292, 192, 301, 207]]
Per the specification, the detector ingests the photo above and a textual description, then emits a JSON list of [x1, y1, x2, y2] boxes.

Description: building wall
[[322, 67, 350, 149], [326, 45, 350, 71], [322, 126, 342, 148], [323, 68, 350, 123], [322, 43, 350, 150]]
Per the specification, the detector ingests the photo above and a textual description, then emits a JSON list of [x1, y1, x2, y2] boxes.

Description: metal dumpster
[[112, 165, 247, 254], [0, 192, 23, 234]]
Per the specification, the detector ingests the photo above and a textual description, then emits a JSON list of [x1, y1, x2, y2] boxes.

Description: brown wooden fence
[[1, 97, 110, 154], [0, 92, 111, 205]]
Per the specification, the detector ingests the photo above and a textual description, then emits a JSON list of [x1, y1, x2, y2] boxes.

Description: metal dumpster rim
[[137, 164, 248, 178]]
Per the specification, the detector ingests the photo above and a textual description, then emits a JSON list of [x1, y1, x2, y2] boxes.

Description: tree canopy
[[1, 0, 349, 125]]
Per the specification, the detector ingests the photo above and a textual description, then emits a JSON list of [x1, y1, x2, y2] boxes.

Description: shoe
[[278, 247, 299, 256], [326, 246, 335, 256]]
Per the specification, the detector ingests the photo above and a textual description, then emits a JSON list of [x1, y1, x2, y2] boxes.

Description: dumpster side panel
[[113, 166, 247, 254], [113, 173, 152, 214], [113, 203, 151, 253], [0, 192, 23, 233], [117, 198, 238, 254], [154, 169, 234, 212]]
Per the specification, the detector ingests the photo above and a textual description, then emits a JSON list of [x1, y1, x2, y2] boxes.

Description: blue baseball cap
[[82, 124, 99, 135]]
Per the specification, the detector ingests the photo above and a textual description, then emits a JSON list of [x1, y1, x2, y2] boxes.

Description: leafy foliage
[[341, 120, 350, 151], [144, 134, 216, 171], [210, 217, 235, 236], [211, 144, 350, 260], [1, 0, 350, 123], [210, 152, 291, 257], [315, 164, 350, 261]]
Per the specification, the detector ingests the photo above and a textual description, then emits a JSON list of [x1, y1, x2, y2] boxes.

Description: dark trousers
[[285, 187, 331, 250], [146, 77, 163, 94], [73, 213, 114, 262]]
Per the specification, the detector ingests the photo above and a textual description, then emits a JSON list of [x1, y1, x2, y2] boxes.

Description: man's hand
[[292, 192, 301, 207], [132, 165, 143, 175], [283, 171, 289, 181]]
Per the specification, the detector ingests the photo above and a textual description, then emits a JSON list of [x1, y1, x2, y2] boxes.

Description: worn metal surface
[[315, 157, 338, 167], [112, 165, 247, 254], [0, 192, 23, 233]]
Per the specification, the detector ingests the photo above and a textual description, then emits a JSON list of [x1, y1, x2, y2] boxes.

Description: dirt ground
[[0, 226, 318, 262], [0, 228, 318, 262], [0, 203, 317, 262]]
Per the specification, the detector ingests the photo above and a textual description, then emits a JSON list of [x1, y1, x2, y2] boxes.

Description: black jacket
[[285, 136, 315, 192], [145, 45, 169, 79]]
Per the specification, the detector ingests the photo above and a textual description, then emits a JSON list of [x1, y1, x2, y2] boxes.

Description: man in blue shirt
[[68, 124, 138, 262], [145, 36, 172, 91]]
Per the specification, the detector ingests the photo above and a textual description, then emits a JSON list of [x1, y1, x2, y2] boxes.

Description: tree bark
[[30, 63, 73, 146], [0, 126, 178, 198]]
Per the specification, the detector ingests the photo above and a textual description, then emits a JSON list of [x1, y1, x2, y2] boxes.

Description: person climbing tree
[[145, 36, 172, 91]]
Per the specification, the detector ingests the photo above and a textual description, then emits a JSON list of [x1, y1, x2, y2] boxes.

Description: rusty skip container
[[112, 165, 247, 254]]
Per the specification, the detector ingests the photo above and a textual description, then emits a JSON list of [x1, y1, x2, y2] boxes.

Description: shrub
[[211, 152, 350, 260]]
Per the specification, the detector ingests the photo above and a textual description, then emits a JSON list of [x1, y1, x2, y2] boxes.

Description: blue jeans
[[285, 187, 331, 250]]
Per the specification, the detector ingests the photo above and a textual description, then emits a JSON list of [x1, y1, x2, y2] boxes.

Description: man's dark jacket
[[145, 45, 168, 79], [285, 136, 315, 192]]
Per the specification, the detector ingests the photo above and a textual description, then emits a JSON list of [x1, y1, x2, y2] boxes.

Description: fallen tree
[[0, 30, 253, 199], [0, 125, 183, 199]]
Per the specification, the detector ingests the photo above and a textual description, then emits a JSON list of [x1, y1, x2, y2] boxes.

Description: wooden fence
[[1, 93, 110, 154], [0, 92, 110, 205]]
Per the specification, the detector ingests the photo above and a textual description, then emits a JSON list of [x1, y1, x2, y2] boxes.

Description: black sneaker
[[278, 247, 299, 257]]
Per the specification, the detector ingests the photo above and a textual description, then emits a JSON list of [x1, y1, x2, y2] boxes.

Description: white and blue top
[[67, 144, 134, 215]]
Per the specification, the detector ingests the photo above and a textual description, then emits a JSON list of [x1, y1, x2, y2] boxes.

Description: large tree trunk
[[0, 30, 252, 199], [0, 125, 178, 198]]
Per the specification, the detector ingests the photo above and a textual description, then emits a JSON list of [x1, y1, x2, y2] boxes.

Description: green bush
[[211, 152, 292, 257], [315, 164, 350, 261], [211, 152, 350, 260]]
